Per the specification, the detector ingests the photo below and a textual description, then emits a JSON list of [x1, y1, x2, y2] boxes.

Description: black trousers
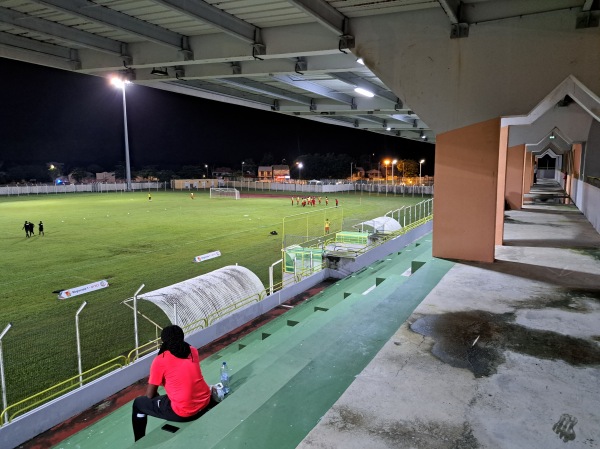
[[132, 394, 217, 441]]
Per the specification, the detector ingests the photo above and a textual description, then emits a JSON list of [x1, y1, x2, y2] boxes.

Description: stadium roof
[[0, 1, 584, 144]]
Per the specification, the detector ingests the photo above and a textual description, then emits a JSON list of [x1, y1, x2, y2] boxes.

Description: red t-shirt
[[149, 346, 211, 417]]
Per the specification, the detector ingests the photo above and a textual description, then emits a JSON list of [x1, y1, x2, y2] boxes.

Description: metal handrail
[[0, 356, 126, 425]]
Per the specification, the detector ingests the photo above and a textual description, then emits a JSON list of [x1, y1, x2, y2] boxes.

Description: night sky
[[0, 57, 435, 173]]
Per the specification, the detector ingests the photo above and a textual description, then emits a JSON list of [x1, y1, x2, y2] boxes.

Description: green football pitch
[[0, 190, 428, 408]]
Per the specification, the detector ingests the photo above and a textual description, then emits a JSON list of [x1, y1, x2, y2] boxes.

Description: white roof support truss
[[0, 6, 127, 57], [27, 0, 190, 53]]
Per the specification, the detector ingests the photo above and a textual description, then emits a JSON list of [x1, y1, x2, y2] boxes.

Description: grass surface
[[0, 189, 428, 406]]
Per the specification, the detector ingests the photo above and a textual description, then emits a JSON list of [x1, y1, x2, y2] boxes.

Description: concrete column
[[523, 154, 533, 194], [432, 118, 501, 263], [566, 143, 583, 200], [505, 144, 526, 210], [495, 126, 508, 245]]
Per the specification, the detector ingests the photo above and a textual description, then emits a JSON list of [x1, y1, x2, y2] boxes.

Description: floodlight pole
[[75, 301, 87, 387], [133, 284, 145, 360], [121, 85, 132, 192], [0, 323, 12, 418]]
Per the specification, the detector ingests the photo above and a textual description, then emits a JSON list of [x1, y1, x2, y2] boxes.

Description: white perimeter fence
[[1, 181, 433, 196], [0, 182, 166, 196]]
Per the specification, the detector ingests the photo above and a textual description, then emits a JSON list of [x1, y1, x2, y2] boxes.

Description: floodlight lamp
[[356, 57, 365, 65], [354, 87, 374, 97], [549, 132, 555, 139], [420, 130, 426, 139], [110, 76, 130, 89], [420, 159, 425, 164], [386, 127, 391, 131]]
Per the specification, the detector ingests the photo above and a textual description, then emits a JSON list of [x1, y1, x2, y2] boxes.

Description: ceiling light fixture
[[150, 67, 169, 76], [354, 87, 374, 97]]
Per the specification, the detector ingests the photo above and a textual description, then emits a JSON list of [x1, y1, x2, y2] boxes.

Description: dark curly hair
[[158, 325, 191, 359]]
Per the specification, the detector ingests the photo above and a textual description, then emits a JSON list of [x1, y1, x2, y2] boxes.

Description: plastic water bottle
[[220, 362, 231, 394]]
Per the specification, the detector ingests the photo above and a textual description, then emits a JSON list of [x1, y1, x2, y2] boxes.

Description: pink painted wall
[[495, 126, 508, 245], [433, 118, 501, 263], [505, 144, 526, 210]]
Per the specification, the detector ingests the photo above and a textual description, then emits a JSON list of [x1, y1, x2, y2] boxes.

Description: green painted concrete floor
[[54, 234, 453, 448]]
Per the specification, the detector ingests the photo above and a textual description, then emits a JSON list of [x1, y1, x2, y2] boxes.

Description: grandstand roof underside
[[0, 0, 584, 144]]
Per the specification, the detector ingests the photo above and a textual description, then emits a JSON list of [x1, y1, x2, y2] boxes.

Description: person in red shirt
[[131, 325, 216, 441]]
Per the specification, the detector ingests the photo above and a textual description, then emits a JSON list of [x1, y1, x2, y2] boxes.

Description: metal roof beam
[[582, 0, 595, 11], [438, 0, 469, 38], [328, 72, 400, 105], [152, 0, 260, 45], [438, 0, 461, 24], [137, 79, 273, 111], [271, 74, 354, 105], [285, 0, 349, 36], [352, 115, 386, 125], [27, 0, 188, 51], [75, 23, 345, 73], [0, 6, 126, 56], [219, 78, 312, 105], [0, 31, 79, 64], [167, 80, 273, 106]]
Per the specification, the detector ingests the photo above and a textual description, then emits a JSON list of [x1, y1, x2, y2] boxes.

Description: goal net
[[210, 187, 240, 200]]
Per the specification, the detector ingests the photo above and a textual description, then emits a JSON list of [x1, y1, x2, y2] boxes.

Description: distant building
[[272, 165, 290, 181], [257, 165, 290, 181], [212, 167, 234, 178], [355, 167, 366, 178], [257, 166, 273, 181], [366, 169, 381, 179], [96, 172, 116, 182]]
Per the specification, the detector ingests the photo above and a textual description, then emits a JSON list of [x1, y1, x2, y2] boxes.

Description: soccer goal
[[210, 187, 240, 200]]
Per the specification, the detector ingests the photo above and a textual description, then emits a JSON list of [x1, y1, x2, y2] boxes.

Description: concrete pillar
[[523, 154, 533, 194], [432, 118, 500, 263], [495, 126, 508, 245], [505, 144, 526, 210], [566, 143, 583, 200]]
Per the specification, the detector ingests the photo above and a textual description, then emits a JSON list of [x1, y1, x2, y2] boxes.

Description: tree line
[[0, 153, 425, 184]]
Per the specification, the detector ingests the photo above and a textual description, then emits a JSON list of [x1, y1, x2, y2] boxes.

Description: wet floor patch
[[326, 405, 479, 449], [410, 310, 600, 377], [574, 248, 600, 262], [516, 288, 600, 312]]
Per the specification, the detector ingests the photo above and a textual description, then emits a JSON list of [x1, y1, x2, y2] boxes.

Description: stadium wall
[[0, 224, 432, 449]]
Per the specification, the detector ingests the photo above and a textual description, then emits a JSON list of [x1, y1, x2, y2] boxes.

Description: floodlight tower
[[110, 76, 132, 191]]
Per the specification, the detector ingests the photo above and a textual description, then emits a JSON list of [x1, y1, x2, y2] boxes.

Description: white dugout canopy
[[139, 265, 265, 329]]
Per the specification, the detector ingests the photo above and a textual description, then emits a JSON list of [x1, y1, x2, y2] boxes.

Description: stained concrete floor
[[298, 182, 600, 449]]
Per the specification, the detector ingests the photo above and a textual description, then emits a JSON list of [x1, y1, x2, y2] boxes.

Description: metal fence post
[[75, 302, 87, 387], [269, 259, 283, 295], [133, 284, 145, 360], [0, 323, 12, 420]]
